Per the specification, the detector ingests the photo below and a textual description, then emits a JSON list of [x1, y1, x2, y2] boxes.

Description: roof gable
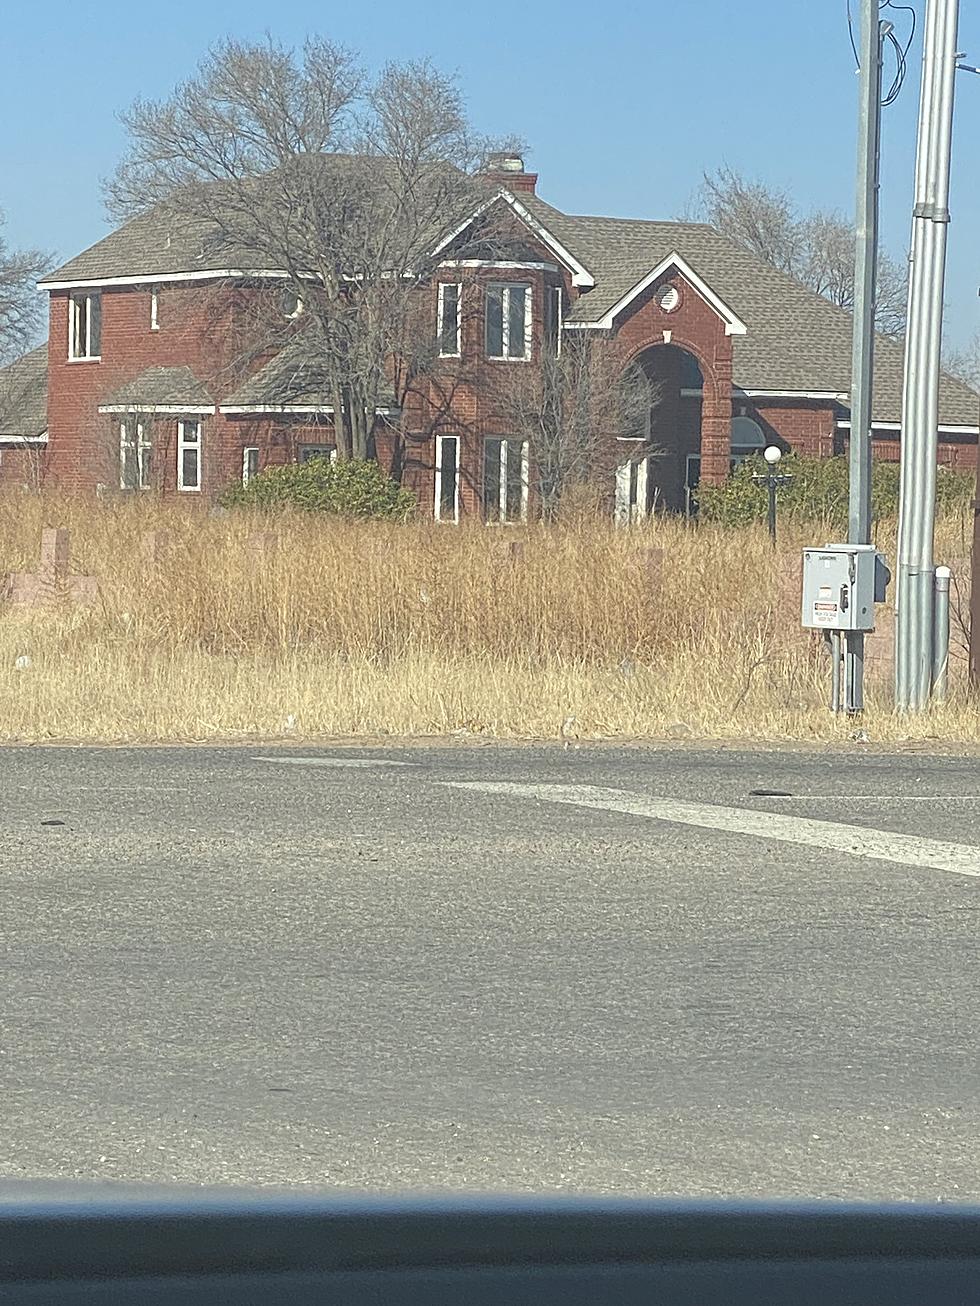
[[431, 190, 596, 288], [512, 196, 977, 428], [567, 251, 747, 335]]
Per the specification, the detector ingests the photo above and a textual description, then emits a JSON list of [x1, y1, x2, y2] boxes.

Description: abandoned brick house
[[0, 156, 977, 520]]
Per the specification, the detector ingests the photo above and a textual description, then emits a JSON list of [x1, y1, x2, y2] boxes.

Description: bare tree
[[692, 166, 907, 337], [944, 330, 980, 394], [0, 214, 49, 365], [491, 335, 656, 520], [107, 37, 522, 462], [0, 214, 50, 471]]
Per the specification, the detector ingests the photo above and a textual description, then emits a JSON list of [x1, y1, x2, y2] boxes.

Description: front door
[[615, 456, 650, 525]]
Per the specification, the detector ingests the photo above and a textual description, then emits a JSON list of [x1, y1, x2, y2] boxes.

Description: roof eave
[[429, 189, 596, 290]]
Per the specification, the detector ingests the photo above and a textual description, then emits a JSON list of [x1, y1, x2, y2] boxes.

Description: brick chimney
[[483, 153, 537, 194]]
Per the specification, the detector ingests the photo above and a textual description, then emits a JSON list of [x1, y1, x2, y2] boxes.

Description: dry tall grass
[[0, 491, 977, 744]]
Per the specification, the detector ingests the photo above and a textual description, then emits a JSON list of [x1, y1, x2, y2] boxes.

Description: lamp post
[[752, 446, 792, 547]]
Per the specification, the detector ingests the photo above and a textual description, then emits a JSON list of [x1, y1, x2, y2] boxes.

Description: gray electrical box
[[801, 544, 889, 632]]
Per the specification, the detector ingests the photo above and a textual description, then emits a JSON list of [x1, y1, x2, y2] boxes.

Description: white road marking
[[443, 782, 980, 878], [253, 756, 412, 768]]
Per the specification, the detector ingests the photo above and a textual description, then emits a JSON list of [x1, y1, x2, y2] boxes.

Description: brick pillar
[[699, 343, 733, 486]]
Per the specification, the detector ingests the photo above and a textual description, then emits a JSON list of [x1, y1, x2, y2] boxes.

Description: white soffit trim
[[429, 189, 596, 289], [567, 252, 747, 333], [219, 404, 393, 415], [438, 259, 560, 272], [39, 268, 307, 291], [220, 404, 335, 415], [99, 404, 215, 415], [740, 388, 848, 401], [836, 418, 979, 436]]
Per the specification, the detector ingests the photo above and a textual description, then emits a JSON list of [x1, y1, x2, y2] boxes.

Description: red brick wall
[[45, 283, 254, 494], [0, 445, 45, 489], [411, 258, 570, 518], [40, 259, 977, 516], [743, 398, 839, 457], [867, 430, 977, 471], [609, 272, 733, 486]]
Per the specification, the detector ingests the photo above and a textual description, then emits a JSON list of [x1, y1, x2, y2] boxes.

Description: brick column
[[699, 340, 733, 485]]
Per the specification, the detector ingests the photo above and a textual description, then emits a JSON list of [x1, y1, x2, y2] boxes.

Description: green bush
[[220, 457, 416, 520], [696, 454, 975, 528]]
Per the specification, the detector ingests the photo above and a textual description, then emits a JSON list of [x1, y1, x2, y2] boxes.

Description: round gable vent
[[655, 284, 680, 313]]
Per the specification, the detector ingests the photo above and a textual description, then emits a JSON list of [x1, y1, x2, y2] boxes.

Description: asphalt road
[[1, 742, 978, 1201]]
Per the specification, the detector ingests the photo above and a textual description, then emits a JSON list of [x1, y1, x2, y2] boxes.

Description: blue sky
[[1, 0, 977, 346]]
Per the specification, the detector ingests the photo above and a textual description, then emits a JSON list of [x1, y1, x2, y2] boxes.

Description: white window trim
[[486, 283, 532, 362], [119, 417, 151, 491], [242, 446, 259, 487], [553, 285, 564, 357], [298, 445, 339, 464], [437, 282, 462, 358], [434, 434, 460, 524], [486, 438, 529, 523], [177, 419, 202, 492], [68, 292, 100, 361], [614, 456, 651, 526], [150, 289, 160, 331]]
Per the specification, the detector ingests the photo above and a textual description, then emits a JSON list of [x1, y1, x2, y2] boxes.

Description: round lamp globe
[[763, 446, 782, 466]]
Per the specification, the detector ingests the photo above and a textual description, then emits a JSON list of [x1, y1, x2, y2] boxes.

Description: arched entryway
[[625, 343, 705, 515]]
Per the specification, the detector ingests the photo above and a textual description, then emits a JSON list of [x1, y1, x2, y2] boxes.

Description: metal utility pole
[[845, 0, 886, 714], [895, 0, 960, 712]]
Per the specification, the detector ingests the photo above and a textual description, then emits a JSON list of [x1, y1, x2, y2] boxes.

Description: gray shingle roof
[[35, 172, 979, 431], [519, 194, 978, 428], [0, 345, 47, 437], [224, 348, 327, 408], [104, 366, 213, 408], [223, 343, 395, 411], [40, 154, 473, 287], [226, 344, 399, 410], [40, 212, 229, 286]]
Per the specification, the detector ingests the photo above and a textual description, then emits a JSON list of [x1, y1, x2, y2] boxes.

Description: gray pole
[[845, 0, 885, 714], [895, 0, 959, 712], [932, 565, 951, 702]]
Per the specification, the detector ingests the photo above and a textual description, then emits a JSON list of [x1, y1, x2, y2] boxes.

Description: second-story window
[[69, 291, 101, 360], [544, 285, 563, 357], [486, 283, 531, 361], [437, 283, 461, 357]]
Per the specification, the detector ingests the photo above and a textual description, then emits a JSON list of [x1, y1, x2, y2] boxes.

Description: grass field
[[0, 491, 976, 745]]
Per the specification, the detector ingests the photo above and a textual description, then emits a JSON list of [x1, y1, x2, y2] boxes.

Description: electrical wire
[[846, 0, 861, 69], [880, 0, 916, 105], [846, 0, 916, 105]]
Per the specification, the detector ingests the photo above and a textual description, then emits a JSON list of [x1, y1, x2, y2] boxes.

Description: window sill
[[178, 486, 201, 494], [486, 355, 532, 364], [66, 355, 102, 363], [438, 351, 462, 360]]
